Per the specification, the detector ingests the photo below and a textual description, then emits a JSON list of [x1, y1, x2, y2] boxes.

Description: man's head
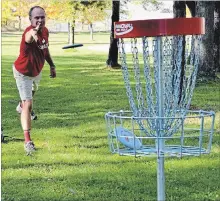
[[29, 6, 46, 29]]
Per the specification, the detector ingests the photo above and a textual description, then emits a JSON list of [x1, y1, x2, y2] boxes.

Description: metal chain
[[131, 38, 145, 116], [118, 38, 138, 116], [117, 35, 201, 137], [142, 37, 157, 132], [142, 36, 156, 117]]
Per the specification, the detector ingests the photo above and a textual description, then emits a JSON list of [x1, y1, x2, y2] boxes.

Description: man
[[13, 6, 56, 155]]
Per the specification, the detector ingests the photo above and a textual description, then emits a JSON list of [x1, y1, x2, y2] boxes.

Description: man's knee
[[22, 100, 33, 112]]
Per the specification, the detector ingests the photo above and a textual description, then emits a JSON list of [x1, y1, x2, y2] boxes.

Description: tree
[[42, 0, 80, 44], [214, 2, 220, 73], [173, 1, 186, 103], [173, 1, 218, 80], [2, 0, 14, 26], [196, 1, 216, 79], [13, 0, 29, 31], [173, 1, 186, 17], [12, 0, 40, 31], [106, 0, 120, 68], [139, 0, 164, 11], [186, 1, 196, 17], [45, 0, 108, 43], [78, 1, 109, 41]]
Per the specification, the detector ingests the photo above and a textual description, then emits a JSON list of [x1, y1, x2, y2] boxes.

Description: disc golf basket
[[105, 18, 215, 201]]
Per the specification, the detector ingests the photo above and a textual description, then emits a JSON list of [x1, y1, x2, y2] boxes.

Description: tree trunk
[[81, 22, 84, 32], [186, 1, 196, 17], [89, 23, 93, 41], [196, 2, 216, 79], [214, 2, 220, 73], [68, 21, 75, 44], [106, 1, 121, 68], [19, 16, 21, 31], [68, 22, 70, 44], [173, 1, 186, 104], [173, 1, 186, 17], [72, 20, 75, 44]]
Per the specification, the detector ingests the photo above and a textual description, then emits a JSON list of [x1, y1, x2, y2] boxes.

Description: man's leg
[[16, 77, 40, 120], [16, 91, 37, 120], [29, 74, 41, 120], [13, 66, 36, 154], [21, 99, 35, 154], [21, 99, 32, 142], [21, 99, 36, 155]]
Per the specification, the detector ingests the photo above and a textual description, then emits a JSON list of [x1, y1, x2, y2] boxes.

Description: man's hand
[[25, 23, 41, 43], [50, 66, 56, 78], [32, 23, 41, 33]]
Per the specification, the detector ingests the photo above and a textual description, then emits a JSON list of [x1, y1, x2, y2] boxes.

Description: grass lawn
[[1, 32, 220, 201]]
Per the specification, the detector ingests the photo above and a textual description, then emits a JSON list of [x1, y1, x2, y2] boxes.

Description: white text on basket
[[115, 23, 133, 36]]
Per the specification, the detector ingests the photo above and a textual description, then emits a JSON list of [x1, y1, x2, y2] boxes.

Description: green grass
[[1, 32, 220, 201]]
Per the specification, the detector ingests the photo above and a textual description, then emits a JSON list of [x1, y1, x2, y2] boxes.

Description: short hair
[[29, 6, 45, 20]]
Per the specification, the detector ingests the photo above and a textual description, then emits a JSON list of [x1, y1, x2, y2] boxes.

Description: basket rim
[[114, 17, 205, 38], [105, 109, 215, 119]]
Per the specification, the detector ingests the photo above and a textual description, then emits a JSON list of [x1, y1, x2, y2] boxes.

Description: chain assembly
[[118, 35, 202, 137]]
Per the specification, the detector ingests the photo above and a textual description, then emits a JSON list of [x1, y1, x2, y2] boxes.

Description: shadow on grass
[[2, 137, 24, 144]]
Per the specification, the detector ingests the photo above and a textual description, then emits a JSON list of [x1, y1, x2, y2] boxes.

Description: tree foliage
[[12, 0, 36, 31], [133, 0, 164, 11], [77, 1, 110, 40], [2, 0, 14, 26], [77, 1, 109, 25], [42, 0, 110, 42], [41, 0, 80, 21]]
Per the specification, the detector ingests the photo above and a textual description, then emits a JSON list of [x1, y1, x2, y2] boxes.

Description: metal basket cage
[[105, 110, 215, 157]]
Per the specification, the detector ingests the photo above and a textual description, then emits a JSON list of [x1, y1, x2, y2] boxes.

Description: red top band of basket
[[114, 17, 205, 38]]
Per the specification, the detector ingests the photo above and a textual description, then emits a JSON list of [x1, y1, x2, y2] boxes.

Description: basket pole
[[155, 36, 165, 201]]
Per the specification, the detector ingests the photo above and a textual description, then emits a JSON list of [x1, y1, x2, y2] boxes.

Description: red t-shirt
[[14, 25, 49, 77]]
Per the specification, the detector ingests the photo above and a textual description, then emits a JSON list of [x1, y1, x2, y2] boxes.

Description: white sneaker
[[24, 141, 36, 155], [16, 102, 22, 114]]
